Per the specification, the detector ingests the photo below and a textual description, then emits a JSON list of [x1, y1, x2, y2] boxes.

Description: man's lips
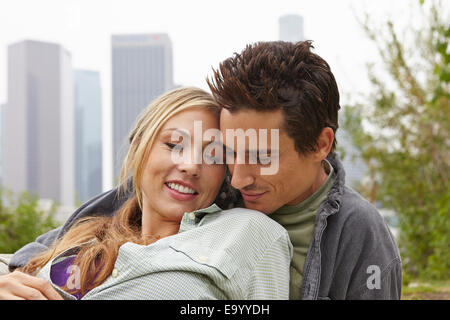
[[240, 190, 267, 201]]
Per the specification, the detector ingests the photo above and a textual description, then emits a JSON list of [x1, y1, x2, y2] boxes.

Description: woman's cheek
[[208, 165, 226, 193]]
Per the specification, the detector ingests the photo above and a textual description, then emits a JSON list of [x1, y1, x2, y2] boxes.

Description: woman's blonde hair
[[21, 87, 220, 296]]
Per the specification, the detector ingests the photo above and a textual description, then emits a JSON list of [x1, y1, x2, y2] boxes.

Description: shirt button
[[198, 256, 208, 263], [112, 269, 119, 278], [188, 212, 196, 220]]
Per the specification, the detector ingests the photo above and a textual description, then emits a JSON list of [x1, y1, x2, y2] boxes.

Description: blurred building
[[335, 130, 399, 237], [4, 40, 75, 206], [74, 70, 103, 203], [279, 14, 304, 42], [0, 103, 4, 187], [111, 33, 174, 180], [335, 129, 368, 189]]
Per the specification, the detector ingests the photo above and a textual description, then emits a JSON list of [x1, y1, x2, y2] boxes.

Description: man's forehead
[[219, 108, 286, 130], [223, 144, 278, 154]]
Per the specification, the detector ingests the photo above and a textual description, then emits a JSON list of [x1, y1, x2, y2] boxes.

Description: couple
[[1, 41, 401, 300]]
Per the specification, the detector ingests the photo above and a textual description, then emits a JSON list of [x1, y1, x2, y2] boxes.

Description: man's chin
[[243, 200, 274, 215]]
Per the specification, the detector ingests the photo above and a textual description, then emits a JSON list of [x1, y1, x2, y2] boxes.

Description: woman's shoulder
[[205, 207, 289, 241], [215, 206, 279, 221]]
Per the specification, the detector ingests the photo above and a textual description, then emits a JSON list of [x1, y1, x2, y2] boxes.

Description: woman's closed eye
[[165, 142, 183, 150]]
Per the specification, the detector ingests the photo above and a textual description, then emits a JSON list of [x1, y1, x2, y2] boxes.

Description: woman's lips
[[164, 183, 198, 201], [240, 191, 267, 202]]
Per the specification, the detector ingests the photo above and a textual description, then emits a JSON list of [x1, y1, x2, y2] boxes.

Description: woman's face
[[140, 107, 225, 225]]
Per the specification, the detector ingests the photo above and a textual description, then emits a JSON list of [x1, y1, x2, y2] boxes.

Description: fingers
[[0, 272, 30, 300], [0, 271, 63, 300], [16, 272, 64, 300], [10, 284, 47, 300], [0, 294, 25, 300]]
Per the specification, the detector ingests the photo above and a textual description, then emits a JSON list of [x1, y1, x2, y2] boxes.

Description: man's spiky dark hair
[[207, 40, 340, 155]]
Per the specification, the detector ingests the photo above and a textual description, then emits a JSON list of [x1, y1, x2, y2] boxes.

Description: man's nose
[[229, 163, 255, 190]]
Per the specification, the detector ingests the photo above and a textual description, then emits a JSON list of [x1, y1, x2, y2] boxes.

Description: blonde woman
[[0, 87, 292, 300]]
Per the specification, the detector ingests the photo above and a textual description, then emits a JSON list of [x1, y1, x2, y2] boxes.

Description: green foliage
[[342, 0, 450, 279], [401, 279, 450, 300], [0, 188, 61, 253]]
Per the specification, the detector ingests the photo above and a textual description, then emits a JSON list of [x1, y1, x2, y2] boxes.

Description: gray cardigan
[[9, 154, 402, 299]]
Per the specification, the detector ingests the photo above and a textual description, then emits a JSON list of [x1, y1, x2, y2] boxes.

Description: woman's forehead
[[162, 109, 219, 132]]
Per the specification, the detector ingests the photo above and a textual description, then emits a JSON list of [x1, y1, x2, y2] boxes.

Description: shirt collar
[[178, 203, 222, 233]]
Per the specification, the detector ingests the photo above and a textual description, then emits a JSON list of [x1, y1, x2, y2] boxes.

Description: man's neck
[[285, 161, 330, 206], [313, 162, 330, 193]]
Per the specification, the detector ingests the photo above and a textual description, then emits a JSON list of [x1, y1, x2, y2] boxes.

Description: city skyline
[[0, 36, 366, 208], [0, 0, 423, 192]]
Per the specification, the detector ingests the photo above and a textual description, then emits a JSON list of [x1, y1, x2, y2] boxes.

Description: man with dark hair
[[206, 41, 401, 299], [9, 41, 401, 299]]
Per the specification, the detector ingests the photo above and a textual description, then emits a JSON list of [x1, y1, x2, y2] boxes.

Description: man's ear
[[314, 127, 334, 161]]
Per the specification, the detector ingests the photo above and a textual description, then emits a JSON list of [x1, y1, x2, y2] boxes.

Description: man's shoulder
[[61, 186, 125, 232], [327, 185, 400, 259], [334, 185, 386, 230]]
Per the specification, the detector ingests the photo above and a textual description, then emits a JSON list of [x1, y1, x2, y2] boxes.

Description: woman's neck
[[140, 210, 181, 241]]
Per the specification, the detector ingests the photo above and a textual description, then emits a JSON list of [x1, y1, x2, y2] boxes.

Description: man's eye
[[225, 148, 236, 158], [258, 156, 272, 165], [204, 155, 220, 163]]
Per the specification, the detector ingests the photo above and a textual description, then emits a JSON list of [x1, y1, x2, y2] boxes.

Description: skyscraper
[[4, 40, 75, 206], [336, 129, 368, 188], [279, 14, 304, 42], [74, 69, 103, 203], [111, 33, 174, 180], [0, 103, 4, 187]]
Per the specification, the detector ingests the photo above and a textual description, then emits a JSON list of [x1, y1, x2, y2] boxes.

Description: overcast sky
[[0, 0, 424, 190]]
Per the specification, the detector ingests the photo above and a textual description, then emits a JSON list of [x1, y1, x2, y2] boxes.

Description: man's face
[[220, 108, 327, 214]]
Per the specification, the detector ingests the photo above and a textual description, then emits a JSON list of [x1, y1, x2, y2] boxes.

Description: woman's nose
[[177, 148, 202, 177], [178, 161, 200, 177]]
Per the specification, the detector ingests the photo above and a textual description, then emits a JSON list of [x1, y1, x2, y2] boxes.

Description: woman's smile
[[164, 180, 199, 201]]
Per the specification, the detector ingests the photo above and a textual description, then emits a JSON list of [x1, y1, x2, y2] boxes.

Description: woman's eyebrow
[[161, 128, 189, 138], [161, 128, 183, 133], [161, 129, 223, 147]]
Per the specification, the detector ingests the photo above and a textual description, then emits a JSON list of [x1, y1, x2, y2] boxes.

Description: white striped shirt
[[37, 204, 293, 300]]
